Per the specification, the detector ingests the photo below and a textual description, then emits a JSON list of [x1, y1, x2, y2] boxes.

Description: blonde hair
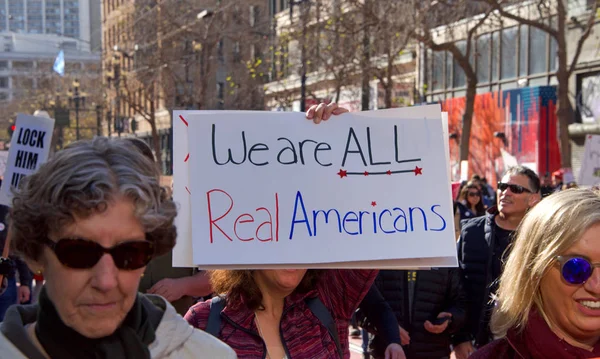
[[491, 188, 600, 337]]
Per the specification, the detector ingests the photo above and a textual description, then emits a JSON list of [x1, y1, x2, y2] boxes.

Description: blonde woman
[[472, 189, 600, 358]]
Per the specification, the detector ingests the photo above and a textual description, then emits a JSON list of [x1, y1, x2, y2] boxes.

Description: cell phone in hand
[[430, 316, 452, 325]]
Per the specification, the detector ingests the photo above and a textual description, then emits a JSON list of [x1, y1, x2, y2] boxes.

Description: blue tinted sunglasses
[[556, 256, 600, 285]]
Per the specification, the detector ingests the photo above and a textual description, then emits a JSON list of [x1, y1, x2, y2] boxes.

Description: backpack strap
[[206, 296, 226, 337], [305, 296, 343, 359]]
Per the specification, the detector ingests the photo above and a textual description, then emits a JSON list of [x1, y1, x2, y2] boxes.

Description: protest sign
[[0, 151, 9, 177], [579, 135, 600, 186], [0, 114, 54, 206], [173, 105, 457, 269]]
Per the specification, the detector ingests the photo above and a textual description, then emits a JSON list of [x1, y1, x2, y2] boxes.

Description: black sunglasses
[[42, 237, 154, 270], [497, 182, 532, 194], [467, 192, 480, 197], [557, 256, 600, 285]]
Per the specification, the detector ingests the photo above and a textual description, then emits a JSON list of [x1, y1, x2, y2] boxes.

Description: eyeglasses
[[497, 182, 532, 194], [42, 237, 154, 270], [467, 192, 480, 197], [556, 256, 600, 285]]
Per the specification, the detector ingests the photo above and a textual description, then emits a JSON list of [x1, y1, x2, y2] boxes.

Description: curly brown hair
[[10, 137, 177, 262], [210, 270, 323, 311]]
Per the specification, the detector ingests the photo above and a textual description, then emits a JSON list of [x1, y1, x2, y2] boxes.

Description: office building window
[[519, 25, 528, 77], [476, 33, 491, 83], [501, 27, 517, 79], [529, 26, 547, 75], [8, 1, 25, 32], [0, 61, 7, 69], [27, 0, 44, 34], [250, 5, 260, 27], [452, 41, 466, 88], [432, 50, 444, 90], [0, 77, 8, 88]]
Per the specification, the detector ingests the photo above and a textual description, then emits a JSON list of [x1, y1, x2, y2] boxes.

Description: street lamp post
[[290, 0, 311, 112], [67, 79, 85, 141]]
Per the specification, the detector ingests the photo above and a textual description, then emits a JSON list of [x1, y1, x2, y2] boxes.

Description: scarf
[[35, 287, 161, 359], [506, 310, 600, 358]]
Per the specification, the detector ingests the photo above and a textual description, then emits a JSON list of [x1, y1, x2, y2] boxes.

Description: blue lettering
[[378, 210, 395, 234], [312, 209, 342, 236], [342, 211, 359, 235], [429, 204, 447, 231], [393, 208, 408, 232], [409, 207, 428, 232], [289, 191, 312, 239], [359, 211, 370, 235]]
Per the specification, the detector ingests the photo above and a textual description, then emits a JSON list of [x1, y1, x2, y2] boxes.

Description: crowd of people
[[0, 102, 599, 359]]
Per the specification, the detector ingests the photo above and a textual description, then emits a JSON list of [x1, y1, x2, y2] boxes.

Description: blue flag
[[53, 50, 65, 76]]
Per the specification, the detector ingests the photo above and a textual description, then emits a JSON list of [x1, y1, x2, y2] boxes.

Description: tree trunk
[[555, 9, 572, 169], [556, 69, 573, 168], [384, 81, 392, 109], [149, 96, 161, 163], [459, 78, 477, 162]]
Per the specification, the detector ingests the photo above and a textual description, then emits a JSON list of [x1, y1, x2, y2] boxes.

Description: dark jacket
[[0, 204, 32, 288], [371, 269, 466, 359], [454, 208, 498, 347]]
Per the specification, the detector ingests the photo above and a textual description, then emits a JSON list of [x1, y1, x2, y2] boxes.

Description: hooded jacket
[[0, 294, 237, 359]]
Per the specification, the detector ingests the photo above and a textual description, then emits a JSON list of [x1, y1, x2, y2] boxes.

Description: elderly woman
[[472, 189, 600, 358], [184, 103, 405, 359], [0, 137, 236, 358]]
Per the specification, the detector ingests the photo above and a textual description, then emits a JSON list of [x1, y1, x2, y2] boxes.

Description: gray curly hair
[[10, 136, 177, 261]]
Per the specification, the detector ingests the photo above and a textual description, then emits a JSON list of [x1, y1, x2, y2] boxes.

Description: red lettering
[[206, 190, 280, 244], [234, 214, 255, 241], [256, 207, 273, 242], [207, 189, 234, 243], [275, 193, 279, 242]]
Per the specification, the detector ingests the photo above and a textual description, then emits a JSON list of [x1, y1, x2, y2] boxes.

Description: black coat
[[370, 269, 466, 359], [0, 204, 32, 288], [453, 208, 498, 347]]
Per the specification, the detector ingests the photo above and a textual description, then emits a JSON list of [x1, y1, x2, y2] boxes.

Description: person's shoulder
[[150, 296, 236, 359], [471, 339, 516, 359], [182, 328, 237, 358], [184, 298, 212, 329], [461, 214, 487, 233], [0, 333, 29, 359]]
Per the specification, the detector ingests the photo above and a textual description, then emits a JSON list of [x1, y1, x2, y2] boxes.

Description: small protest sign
[[0, 114, 54, 206], [173, 106, 457, 269], [578, 135, 600, 186]]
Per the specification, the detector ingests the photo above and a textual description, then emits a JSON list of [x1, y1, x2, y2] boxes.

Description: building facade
[[0, 0, 101, 51], [0, 33, 100, 102], [264, 1, 417, 113], [102, 0, 272, 174], [416, 0, 600, 179]]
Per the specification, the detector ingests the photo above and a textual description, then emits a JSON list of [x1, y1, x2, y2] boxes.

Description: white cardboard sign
[[173, 106, 457, 269], [578, 135, 600, 186], [0, 114, 54, 206]]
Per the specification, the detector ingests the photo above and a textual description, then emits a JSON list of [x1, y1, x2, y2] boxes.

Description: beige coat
[[0, 295, 237, 359]]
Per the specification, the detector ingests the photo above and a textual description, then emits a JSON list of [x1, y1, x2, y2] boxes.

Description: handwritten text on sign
[[0, 113, 54, 206], [184, 106, 456, 266]]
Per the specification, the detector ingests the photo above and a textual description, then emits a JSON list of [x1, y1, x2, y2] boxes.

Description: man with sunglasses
[[451, 166, 541, 359]]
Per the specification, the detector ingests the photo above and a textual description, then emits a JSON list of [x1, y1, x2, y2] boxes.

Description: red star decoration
[[386, 170, 392, 175], [337, 169, 347, 178], [364, 171, 369, 176], [184, 153, 190, 162], [414, 166, 423, 176], [371, 201, 377, 207]]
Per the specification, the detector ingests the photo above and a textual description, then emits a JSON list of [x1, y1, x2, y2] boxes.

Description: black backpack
[[205, 295, 343, 359]]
